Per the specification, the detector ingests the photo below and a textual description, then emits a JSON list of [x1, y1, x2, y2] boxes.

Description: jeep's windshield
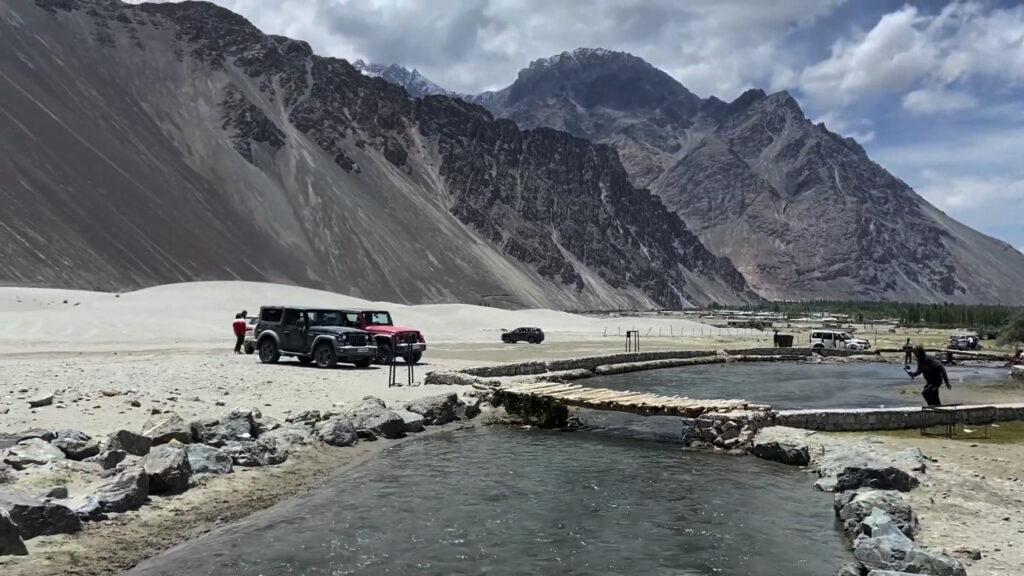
[[308, 310, 348, 327], [366, 311, 393, 326]]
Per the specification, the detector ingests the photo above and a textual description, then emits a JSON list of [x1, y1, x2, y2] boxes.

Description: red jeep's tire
[[314, 343, 338, 369], [406, 352, 422, 365], [258, 339, 280, 364]]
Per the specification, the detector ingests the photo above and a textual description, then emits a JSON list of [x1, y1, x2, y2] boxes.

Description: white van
[[809, 330, 870, 351]]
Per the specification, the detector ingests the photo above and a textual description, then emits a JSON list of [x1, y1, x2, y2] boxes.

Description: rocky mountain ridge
[[0, 0, 757, 309], [467, 48, 1024, 304]]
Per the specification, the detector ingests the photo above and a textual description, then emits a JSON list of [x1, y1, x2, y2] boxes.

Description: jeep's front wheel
[[314, 343, 338, 369], [258, 339, 280, 364], [376, 341, 394, 365]]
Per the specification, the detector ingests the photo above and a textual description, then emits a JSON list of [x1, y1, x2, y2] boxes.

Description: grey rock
[[28, 393, 54, 408], [221, 436, 287, 467], [834, 561, 864, 576], [836, 467, 919, 493], [15, 429, 56, 443], [817, 444, 926, 493], [395, 410, 425, 433], [316, 418, 359, 447], [3, 438, 66, 470], [456, 396, 482, 420], [0, 509, 27, 556], [76, 468, 149, 516], [0, 464, 13, 484], [141, 413, 192, 445], [404, 393, 462, 426], [836, 490, 918, 539], [44, 486, 69, 499], [106, 430, 152, 457], [750, 427, 811, 466], [143, 444, 192, 494], [853, 510, 966, 576], [286, 410, 322, 425], [190, 410, 255, 446], [87, 449, 128, 470], [335, 399, 405, 439], [259, 425, 311, 448], [253, 415, 283, 436], [0, 490, 82, 539], [184, 444, 233, 475], [52, 433, 101, 460]]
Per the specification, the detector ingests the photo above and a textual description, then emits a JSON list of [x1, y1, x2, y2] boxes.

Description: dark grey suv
[[253, 306, 377, 368], [501, 327, 545, 344]]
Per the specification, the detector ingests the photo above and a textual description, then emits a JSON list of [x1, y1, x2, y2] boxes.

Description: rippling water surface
[[127, 426, 848, 576], [589, 362, 1012, 409]]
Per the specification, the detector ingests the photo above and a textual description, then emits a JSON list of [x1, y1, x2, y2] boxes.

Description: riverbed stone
[[456, 396, 482, 421], [751, 427, 812, 466], [44, 486, 69, 499], [833, 561, 865, 576], [14, 429, 55, 443], [87, 449, 128, 470], [221, 436, 287, 467], [286, 410, 322, 425], [141, 413, 191, 445], [853, 510, 965, 576], [817, 443, 926, 493], [0, 464, 13, 484], [395, 410, 425, 433], [316, 418, 359, 447], [3, 438, 66, 470], [106, 430, 152, 456], [0, 509, 27, 556], [404, 393, 461, 425], [835, 467, 919, 493], [185, 444, 232, 475], [76, 468, 149, 517], [836, 490, 918, 539], [143, 443, 192, 494], [335, 399, 406, 439], [28, 393, 54, 408], [253, 415, 283, 437], [52, 430, 100, 461], [0, 490, 82, 539], [190, 410, 255, 446]]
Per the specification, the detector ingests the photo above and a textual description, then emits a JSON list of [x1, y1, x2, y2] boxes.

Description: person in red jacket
[[232, 311, 248, 354]]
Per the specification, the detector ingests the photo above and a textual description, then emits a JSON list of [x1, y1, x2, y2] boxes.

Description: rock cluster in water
[[0, 393, 481, 556], [748, 427, 967, 576], [679, 412, 770, 453]]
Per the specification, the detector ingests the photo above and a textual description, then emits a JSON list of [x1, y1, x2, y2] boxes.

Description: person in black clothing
[[773, 329, 779, 347], [902, 338, 914, 365], [905, 345, 951, 406]]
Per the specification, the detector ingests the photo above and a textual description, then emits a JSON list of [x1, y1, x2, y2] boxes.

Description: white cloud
[[799, 2, 1024, 112], [901, 87, 977, 114]]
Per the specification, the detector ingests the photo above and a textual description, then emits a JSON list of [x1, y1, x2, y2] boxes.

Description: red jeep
[[355, 310, 426, 364]]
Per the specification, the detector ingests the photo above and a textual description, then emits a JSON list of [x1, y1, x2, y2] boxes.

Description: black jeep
[[253, 306, 377, 368], [501, 327, 545, 344]]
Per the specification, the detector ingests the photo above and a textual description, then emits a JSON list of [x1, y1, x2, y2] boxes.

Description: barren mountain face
[[477, 49, 1024, 304], [0, 0, 758, 309]]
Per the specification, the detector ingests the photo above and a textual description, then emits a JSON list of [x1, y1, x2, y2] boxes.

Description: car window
[[368, 312, 393, 325], [261, 308, 283, 323], [283, 309, 305, 327], [309, 310, 343, 326], [344, 312, 359, 326]]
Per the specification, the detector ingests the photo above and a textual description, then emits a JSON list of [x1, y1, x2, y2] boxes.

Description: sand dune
[[0, 281, 747, 354]]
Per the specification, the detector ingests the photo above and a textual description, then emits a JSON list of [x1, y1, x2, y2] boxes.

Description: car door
[[281, 309, 308, 352]]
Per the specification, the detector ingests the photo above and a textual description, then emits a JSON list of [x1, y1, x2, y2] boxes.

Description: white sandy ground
[[0, 281, 1021, 575]]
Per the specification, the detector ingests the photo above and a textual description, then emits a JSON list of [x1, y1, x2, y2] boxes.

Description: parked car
[[354, 310, 426, 364], [253, 306, 376, 368], [948, 334, 980, 350], [501, 327, 545, 344], [242, 316, 258, 354], [809, 329, 870, 351]]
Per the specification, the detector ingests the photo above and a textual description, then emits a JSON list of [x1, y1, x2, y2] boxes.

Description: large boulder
[[0, 490, 82, 539], [853, 510, 966, 576], [817, 443, 926, 493], [3, 438, 66, 470], [141, 413, 191, 446], [0, 509, 27, 556], [86, 449, 128, 470], [833, 562, 864, 576], [835, 490, 918, 539], [52, 430, 100, 460], [143, 444, 192, 494], [76, 468, 149, 517], [405, 393, 461, 425], [394, 410, 425, 433], [220, 437, 287, 467], [185, 444, 233, 475], [334, 398, 406, 439], [456, 396, 482, 421], [258, 425, 312, 450], [750, 427, 812, 466], [189, 410, 255, 446], [106, 430, 152, 456], [316, 418, 358, 447]]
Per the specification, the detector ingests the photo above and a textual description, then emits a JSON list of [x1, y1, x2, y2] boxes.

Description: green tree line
[[724, 300, 1022, 330]]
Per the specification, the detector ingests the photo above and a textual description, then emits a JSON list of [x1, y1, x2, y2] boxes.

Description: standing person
[[232, 311, 248, 354], [905, 345, 951, 406], [772, 329, 779, 347], [902, 338, 914, 365]]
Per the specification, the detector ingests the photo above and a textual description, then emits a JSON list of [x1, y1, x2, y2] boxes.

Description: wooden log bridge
[[498, 380, 768, 418]]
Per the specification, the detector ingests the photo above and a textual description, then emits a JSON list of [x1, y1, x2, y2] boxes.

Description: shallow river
[[126, 426, 849, 575], [589, 361, 1015, 409]]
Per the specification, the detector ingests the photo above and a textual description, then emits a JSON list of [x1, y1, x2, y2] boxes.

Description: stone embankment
[[777, 404, 1024, 432], [751, 427, 968, 576], [0, 393, 482, 557]]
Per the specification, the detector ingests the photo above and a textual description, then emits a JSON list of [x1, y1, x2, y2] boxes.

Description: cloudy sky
[[147, 0, 1024, 251]]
